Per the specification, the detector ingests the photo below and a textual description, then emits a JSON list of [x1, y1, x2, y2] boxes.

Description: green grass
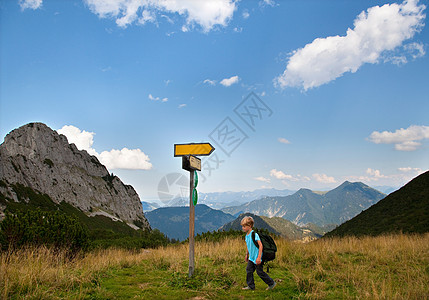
[[83, 259, 295, 299]]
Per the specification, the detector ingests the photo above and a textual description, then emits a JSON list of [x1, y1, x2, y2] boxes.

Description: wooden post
[[188, 170, 195, 277]]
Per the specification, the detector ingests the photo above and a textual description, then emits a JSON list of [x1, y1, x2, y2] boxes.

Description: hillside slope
[[325, 171, 429, 237]]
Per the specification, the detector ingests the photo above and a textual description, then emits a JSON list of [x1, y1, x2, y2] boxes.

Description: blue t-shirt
[[245, 230, 261, 264]]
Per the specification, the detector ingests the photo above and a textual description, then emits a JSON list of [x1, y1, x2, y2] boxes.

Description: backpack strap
[[251, 231, 265, 265], [251, 231, 259, 249]]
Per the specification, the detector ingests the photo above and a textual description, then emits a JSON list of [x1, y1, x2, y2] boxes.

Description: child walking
[[241, 216, 276, 290]]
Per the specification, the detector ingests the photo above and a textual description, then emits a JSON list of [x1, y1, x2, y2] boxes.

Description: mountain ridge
[[222, 182, 385, 226], [0, 122, 149, 230]]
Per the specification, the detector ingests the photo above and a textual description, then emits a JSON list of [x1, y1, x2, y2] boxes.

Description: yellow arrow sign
[[174, 143, 215, 157]]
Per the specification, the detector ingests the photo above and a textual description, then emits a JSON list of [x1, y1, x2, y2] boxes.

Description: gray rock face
[[0, 122, 150, 230]]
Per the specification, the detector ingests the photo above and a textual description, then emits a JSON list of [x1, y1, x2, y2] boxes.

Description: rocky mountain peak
[[0, 122, 150, 230]]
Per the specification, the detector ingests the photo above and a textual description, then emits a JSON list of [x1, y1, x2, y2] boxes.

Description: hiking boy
[[241, 216, 276, 290]]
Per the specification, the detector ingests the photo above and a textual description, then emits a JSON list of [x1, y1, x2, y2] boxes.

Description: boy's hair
[[241, 216, 254, 227]]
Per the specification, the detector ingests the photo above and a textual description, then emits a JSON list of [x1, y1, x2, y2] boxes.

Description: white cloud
[[398, 167, 422, 173], [178, 104, 187, 108], [312, 173, 336, 183], [203, 79, 217, 86], [260, 0, 276, 8], [274, 0, 426, 90], [384, 42, 426, 65], [368, 125, 429, 151], [220, 75, 240, 87], [278, 137, 291, 144], [347, 167, 425, 186], [148, 94, 168, 102], [83, 0, 237, 32], [406, 42, 426, 59], [99, 148, 152, 170], [270, 169, 296, 180], [57, 125, 97, 156], [19, 0, 42, 10], [365, 168, 386, 179], [255, 176, 270, 183], [242, 10, 250, 19], [57, 125, 152, 170]]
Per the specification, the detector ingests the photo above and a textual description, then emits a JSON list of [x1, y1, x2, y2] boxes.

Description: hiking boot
[[242, 286, 254, 290], [266, 282, 276, 290]]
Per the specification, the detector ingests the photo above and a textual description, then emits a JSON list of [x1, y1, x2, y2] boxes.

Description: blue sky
[[1, 0, 428, 204]]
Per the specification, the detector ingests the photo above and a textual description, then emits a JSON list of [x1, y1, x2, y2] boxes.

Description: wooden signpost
[[174, 142, 215, 277]]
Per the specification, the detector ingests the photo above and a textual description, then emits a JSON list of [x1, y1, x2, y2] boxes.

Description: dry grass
[[277, 233, 429, 299], [0, 246, 153, 299], [1, 234, 428, 299]]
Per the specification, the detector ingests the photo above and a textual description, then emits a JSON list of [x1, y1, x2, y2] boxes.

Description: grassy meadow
[[1, 233, 428, 299]]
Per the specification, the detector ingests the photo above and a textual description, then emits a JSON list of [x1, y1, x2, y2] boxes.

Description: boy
[[241, 216, 276, 290]]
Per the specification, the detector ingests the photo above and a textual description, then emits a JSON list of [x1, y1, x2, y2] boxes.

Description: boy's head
[[241, 216, 254, 228]]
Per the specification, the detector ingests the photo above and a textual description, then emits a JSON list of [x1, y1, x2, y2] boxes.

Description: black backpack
[[251, 230, 277, 271]]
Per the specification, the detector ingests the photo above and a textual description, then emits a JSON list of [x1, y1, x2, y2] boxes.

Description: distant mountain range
[[145, 204, 235, 241], [325, 170, 429, 237], [220, 213, 336, 241], [165, 188, 296, 210], [370, 185, 398, 195], [141, 201, 160, 212], [222, 181, 385, 227]]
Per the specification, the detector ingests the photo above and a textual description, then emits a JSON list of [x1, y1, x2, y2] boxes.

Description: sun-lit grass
[[1, 233, 428, 299]]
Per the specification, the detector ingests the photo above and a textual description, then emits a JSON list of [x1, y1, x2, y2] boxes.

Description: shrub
[[0, 208, 89, 254]]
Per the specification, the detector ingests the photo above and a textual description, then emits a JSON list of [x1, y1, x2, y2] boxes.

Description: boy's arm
[[256, 240, 263, 265], [245, 249, 249, 262]]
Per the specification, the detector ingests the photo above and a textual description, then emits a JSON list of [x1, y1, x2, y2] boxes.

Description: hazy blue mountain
[[145, 204, 235, 241], [325, 171, 429, 237], [371, 185, 398, 195], [221, 182, 385, 227], [141, 201, 160, 212], [167, 188, 296, 209], [219, 213, 332, 241]]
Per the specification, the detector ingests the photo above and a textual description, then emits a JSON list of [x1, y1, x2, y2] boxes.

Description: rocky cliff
[[0, 122, 150, 230]]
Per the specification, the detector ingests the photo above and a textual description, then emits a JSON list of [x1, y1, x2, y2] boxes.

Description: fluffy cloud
[[57, 125, 97, 156], [83, 0, 237, 32], [368, 125, 429, 151], [274, 0, 426, 90], [220, 75, 240, 87], [99, 148, 152, 170], [19, 0, 42, 10], [312, 173, 336, 183], [57, 125, 152, 170], [270, 169, 295, 180], [365, 168, 386, 180], [278, 137, 291, 144]]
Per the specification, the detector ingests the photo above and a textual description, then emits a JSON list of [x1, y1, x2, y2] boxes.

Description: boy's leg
[[255, 263, 275, 287], [246, 261, 256, 289]]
